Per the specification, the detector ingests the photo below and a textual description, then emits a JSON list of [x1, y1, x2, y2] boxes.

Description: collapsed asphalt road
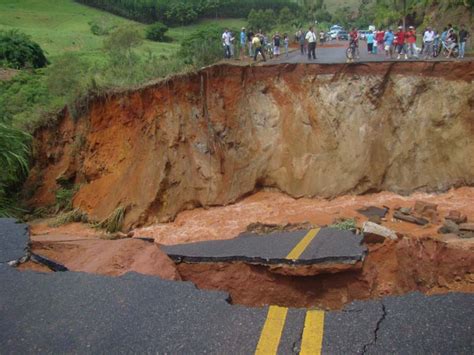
[[1, 219, 473, 353]]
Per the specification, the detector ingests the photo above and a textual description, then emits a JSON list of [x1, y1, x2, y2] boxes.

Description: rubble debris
[[245, 222, 315, 235], [459, 223, 474, 232], [362, 222, 398, 243], [357, 206, 389, 218], [414, 201, 438, 216], [445, 210, 468, 224], [438, 220, 460, 234], [398, 207, 412, 215], [459, 232, 474, 239], [368, 215, 382, 224], [393, 211, 429, 225]]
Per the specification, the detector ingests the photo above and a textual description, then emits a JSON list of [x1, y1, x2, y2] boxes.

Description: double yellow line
[[255, 228, 325, 355]]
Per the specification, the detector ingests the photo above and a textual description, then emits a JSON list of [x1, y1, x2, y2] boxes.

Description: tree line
[[75, 0, 299, 26]]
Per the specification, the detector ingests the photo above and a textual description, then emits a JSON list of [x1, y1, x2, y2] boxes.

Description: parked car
[[337, 31, 349, 40]]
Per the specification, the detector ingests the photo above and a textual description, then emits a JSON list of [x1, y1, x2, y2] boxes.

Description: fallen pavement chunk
[[438, 220, 460, 234], [445, 210, 467, 224], [414, 200, 438, 216], [459, 223, 474, 232], [459, 232, 474, 239], [393, 211, 429, 225], [398, 207, 412, 215], [357, 206, 388, 218], [362, 221, 398, 243]]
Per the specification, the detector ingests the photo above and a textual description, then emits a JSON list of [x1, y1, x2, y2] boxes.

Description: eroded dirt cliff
[[26, 62, 474, 229]]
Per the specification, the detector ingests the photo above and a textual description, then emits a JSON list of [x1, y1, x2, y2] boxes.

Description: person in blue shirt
[[240, 28, 247, 60], [366, 31, 375, 54], [384, 28, 395, 59]]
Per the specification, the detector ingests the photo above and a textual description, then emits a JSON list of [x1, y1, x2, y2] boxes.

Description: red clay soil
[[27, 238, 180, 280], [134, 187, 474, 245], [177, 237, 474, 310]]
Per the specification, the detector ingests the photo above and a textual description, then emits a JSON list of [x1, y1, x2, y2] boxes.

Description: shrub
[[89, 17, 117, 36], [0, 30, 48, 69], [0, 123, 31, 217], [179, 25, 224, 67], [146, 22, 169, 42]]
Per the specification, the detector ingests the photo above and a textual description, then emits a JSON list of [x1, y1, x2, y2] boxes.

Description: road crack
[[361, 302, 387, 354]]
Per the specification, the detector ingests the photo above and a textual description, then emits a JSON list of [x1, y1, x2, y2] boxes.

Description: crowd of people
[[347, 24, 470, 60], [222, 23, 469, 62]]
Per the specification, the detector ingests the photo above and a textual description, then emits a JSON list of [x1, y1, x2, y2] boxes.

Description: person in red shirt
[[406, 26, 417, 58], [395, 26, 408, 60], [376, 30, 385, 54], [349, 28, 360, 58]]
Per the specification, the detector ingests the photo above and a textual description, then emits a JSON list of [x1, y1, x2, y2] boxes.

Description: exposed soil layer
[[26, 238, 180, 279], [177, 237, 474, 309], [25, 61, 474, 230]]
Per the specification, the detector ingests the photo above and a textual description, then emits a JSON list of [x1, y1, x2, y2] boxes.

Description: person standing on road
[[298, 29, 306, 55], [367, 30, 375, 54], [459, 24, 470, 59], [222, 29, 231, 59], [395, 26, 408, 60], [446, 29, 458, 58], [349, 28, 360, 59], [306, 27, 317, 60], [384, 28, 395, 59], [406, 26, 417, 58], [252, 33, 266, 62], [247, 29, 254, 57], [273, 32, 281, 58], [423, 27, 435, 59], [240, 28, 247, 60], [284, 33, 289, 57], [376, 29, 385, 54]]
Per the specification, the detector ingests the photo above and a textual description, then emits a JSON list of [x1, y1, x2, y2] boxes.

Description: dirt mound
[[245, 221, 315, 235], [28, 238, 180, 280], [25, 62, 474, 230]]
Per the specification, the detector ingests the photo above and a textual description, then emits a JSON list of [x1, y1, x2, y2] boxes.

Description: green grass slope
[[0, 0, 245, 62]]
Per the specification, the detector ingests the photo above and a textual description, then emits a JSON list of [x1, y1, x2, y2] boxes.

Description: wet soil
[[21, 187, 474, 309]]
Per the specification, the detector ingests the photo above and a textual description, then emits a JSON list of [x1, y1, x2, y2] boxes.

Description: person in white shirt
[[222, 29, 232, 59], [305, 26, 317, 60], [423, 27, 435, 59]]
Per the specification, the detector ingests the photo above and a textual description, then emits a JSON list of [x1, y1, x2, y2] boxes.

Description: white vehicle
[[330, 25, 344, 32]]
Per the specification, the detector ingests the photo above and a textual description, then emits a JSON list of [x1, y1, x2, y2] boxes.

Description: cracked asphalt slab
[[1, 218, 474, 353], [0, 218, 29, 263], [162, 228, 367, 265]]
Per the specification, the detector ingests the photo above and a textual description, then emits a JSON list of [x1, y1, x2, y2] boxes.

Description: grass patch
[[50, 208, 88, 227], [329, 218, 357, 231], [54, 185, 79, 213], [93, 206, 127, 233]]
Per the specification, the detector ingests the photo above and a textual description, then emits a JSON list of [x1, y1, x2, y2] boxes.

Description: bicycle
[[264, 43, 274, 59], [346, 41, 357, 62]]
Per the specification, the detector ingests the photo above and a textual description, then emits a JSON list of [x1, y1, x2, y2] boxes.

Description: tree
[[0, 30, 48, 69], [279, 7, 293, 24], [146, 22, 169, 42]]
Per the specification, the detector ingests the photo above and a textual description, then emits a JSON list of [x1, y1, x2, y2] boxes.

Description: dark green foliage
[[0, 123, 30, 217], [74, 0, 299, 25], [247, 9, 277, 33], [146, 22, 169, 41], [179, 24, 224, 67], [0, 30, 48, 69], [89, 17, 117, 35], [54, 186, 79, 213]]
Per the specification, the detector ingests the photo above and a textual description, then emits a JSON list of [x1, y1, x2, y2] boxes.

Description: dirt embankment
[[25, 62, 474, 230]]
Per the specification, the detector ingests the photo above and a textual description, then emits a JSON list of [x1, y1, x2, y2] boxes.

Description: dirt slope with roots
[[25, 62, 474, 229]]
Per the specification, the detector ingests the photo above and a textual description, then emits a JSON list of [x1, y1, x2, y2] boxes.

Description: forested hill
[[74, 0, 299, 25]]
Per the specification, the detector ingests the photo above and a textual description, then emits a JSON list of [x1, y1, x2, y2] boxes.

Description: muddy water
[[134, 187, 474, 245]]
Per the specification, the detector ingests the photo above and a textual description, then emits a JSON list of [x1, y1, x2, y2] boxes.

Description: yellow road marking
[[255, 228, 323, 355], [255, 306, 289, 355], [300, 310, 325, 355], [286, 228, 320, 260]]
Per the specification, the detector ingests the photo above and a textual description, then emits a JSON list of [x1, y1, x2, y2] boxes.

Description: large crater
[[25, 62, 474, 229]]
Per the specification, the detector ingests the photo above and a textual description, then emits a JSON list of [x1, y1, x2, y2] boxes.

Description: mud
[[176, 237, 474, 310]]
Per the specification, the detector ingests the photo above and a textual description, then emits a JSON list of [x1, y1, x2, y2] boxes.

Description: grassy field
[[0, 0, 245, 63]]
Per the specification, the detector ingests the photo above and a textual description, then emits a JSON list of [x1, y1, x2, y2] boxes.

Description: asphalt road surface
[[1, 218, 473, 354], [263, 40, 470, 64], [162, 228, 367, 265]]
